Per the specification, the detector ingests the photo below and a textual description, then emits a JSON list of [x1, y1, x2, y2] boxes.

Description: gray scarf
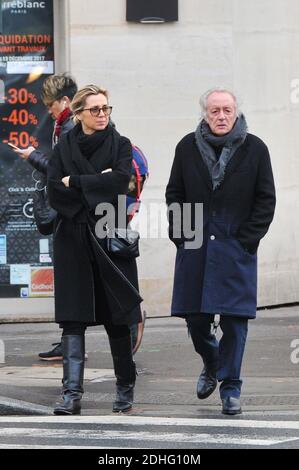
[[195, 114, 248, 190]]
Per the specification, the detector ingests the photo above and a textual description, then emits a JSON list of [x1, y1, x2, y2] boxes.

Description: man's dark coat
[[166, 132, 276, 319]]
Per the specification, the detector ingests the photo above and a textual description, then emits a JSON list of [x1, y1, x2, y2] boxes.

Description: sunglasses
[[82, 105, 113, 117]]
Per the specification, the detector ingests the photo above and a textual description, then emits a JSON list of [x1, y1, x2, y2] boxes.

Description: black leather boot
[[54, 335, 85, 415], [197, 365, 217, 399], [221, 397, 242, 415], [109, 335, 136, 413]]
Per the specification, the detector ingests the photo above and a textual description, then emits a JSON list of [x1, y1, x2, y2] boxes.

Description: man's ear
[[62, 96, 70, 105]]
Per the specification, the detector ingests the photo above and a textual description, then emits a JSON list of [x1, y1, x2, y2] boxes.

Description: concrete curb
[[0, 396, 52, 416], [0, 315, 54, 323]]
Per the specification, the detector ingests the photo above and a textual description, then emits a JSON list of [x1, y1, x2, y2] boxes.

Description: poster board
[[0, 0, 54, 298]]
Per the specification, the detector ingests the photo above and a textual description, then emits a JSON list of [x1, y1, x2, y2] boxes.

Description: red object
[[54, 107, 71, 137]]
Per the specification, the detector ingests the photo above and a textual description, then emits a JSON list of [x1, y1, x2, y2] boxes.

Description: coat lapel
[[192, 137, 213, 191], [222, 136, 249, 181]]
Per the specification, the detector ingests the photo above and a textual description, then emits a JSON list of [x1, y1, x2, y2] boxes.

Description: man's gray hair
[[199, 87, 241, 119]]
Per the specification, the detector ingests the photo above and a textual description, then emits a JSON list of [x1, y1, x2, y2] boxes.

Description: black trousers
[[61, 321, 130, 339]]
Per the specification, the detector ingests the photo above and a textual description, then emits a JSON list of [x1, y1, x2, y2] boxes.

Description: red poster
[[30, 266, 54, 297]]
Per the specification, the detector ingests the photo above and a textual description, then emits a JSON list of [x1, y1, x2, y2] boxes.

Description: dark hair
[[41, 73, 78, 104]]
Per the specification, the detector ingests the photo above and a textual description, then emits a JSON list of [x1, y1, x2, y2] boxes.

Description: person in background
[[13, 73, 78, 361], [14, 73, 77, 173], [166, 87, 276, 415]]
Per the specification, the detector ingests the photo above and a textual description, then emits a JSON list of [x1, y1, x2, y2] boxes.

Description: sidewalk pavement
[[1, 305, 299, 417]]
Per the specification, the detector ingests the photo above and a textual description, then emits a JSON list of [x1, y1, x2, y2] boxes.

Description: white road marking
[[0, 427, 296, 446], [1, 415, 299, 430], [0, 444, 118, 449]]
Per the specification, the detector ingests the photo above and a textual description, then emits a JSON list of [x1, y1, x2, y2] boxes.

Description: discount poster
[[0, 0, 54, 297]]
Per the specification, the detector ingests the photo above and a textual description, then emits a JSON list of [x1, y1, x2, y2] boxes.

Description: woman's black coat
[[47, 127, 142, 326], [166, 132, 276, 319]]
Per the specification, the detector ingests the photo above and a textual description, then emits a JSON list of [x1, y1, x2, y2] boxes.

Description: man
[[13, 73, 77, 172], [165, 88, 276, 415]]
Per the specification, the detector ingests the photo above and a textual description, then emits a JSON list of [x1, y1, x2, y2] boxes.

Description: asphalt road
[[0, 305, 299, 449]]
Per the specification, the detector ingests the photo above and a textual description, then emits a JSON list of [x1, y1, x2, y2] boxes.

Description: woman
[[47, 85, 142, 415]]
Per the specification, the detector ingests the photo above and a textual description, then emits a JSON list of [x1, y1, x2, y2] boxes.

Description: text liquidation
[[0, 35, 52, 45]]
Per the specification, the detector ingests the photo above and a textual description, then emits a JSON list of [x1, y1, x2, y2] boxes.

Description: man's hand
[[12, 146, 35, 160], [62, 176, 70, 187]]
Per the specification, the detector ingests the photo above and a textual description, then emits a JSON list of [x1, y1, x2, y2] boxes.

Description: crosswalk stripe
[[0, 445, 118, 449], [1, 415, 299, 430], [0, 427, 297, 446]]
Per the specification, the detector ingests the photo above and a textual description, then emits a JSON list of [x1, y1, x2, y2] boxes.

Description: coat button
[[210, 235, 216, 240]]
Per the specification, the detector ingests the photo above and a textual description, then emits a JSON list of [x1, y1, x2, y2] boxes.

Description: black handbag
[[106, 228, 140, 258]]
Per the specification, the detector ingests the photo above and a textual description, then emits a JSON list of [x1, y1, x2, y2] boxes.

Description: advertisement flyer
[[0, 0, 54, 297]]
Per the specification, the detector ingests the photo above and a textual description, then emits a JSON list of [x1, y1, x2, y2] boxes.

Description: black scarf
[[76, 123, 113, 159], [70, 123, 120, 175]]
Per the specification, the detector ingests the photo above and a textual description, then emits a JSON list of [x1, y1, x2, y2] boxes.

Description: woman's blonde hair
[[71, 85, 109, 124]]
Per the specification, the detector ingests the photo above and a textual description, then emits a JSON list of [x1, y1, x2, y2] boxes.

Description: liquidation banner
[[0, 0, 54, 298]]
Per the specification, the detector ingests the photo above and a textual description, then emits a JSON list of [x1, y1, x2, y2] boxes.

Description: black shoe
[[112, 383, 134, 413], [39, 343, 63, 361], [39, 342, 88, 361], [221, 397, 242, 415], [54, 391, 82, 416], [197, 366, 217, 399]]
